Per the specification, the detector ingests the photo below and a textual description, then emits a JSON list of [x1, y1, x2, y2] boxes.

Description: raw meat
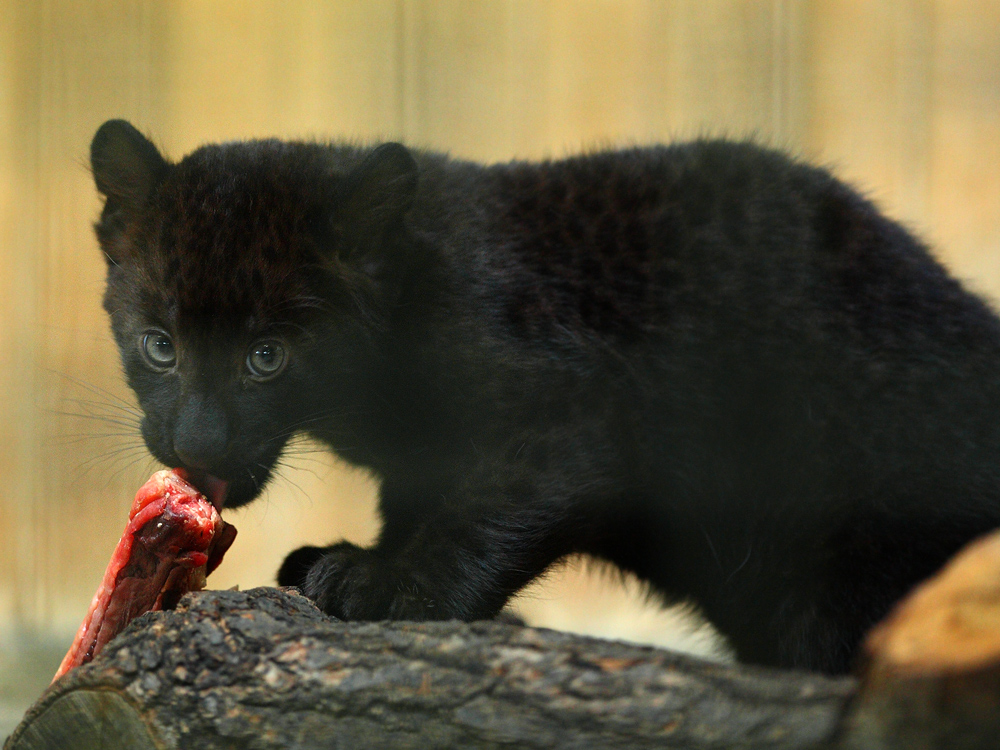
[[53, 468, 237, 681]]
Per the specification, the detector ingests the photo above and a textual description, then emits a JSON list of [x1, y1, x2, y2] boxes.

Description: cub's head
[[90, 120, 417, 508]]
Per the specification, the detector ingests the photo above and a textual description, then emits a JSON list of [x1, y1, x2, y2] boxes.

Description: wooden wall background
[[1, 0, 999, 662]]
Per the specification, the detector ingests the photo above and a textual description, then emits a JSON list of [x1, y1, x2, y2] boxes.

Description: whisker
[[43, 403, 141, 425], [58, 395, 143, 417], [274, 456, 325, 483], [246, 466, 261, 493], [268, 409, 359, 437], [106, 453, 160, 487], [75, 441, 149, 464], [260, 414, 369, 448], [280, 448, 331, 460], [279, 448, 333, 466], [49, 432, 145, 446], [45, 368, 139, 411], [264, 461, 311, 501], [44, 413, 142, 434], [50, 402, 143, 426], [76, 446, 152, 481]]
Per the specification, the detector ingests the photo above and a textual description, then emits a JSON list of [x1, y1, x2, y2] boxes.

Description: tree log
[[836, 531, 1000, 750], [10, 528, 1000, 749], [6, 587, 854, 749]]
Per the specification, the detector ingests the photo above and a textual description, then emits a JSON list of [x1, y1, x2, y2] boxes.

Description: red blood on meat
[[53, 469, 236, 681]]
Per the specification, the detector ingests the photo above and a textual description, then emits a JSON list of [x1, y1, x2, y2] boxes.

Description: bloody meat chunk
[[53, 468, 237, 681]]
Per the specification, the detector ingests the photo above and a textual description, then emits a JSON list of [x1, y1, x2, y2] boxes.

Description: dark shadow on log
[[6, 587, 856, 750]]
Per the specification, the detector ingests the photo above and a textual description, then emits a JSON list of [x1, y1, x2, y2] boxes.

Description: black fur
[[91, 119, 1000, 673]]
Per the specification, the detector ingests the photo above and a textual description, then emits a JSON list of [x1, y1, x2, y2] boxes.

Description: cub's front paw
[[298, 542, 437, 621], [276, 545, 326, 589]]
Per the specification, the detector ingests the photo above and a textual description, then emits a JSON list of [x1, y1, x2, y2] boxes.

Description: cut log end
[[839, 529, 1000, 750], [863, 532, 1000, 673], [6, 692, 158, 750]]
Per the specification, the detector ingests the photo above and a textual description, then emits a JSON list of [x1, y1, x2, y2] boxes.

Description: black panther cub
[[90, 119, 1000, 674]]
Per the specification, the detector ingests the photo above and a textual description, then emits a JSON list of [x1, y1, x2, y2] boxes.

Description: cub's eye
[[246, 340, 287, 380], [140, 330, 176, 370]]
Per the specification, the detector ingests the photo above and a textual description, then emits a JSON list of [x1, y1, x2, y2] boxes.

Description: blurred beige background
[[1, 0, 999, 728]]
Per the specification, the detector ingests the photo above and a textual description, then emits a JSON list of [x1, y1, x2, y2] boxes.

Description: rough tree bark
[[8, 528, 1000, 749], [6, 587, 855, 749]]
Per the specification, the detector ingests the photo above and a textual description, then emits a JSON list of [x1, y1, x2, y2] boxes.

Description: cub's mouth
[[185, 463, 276, 510], [186, 470, 230, 512]]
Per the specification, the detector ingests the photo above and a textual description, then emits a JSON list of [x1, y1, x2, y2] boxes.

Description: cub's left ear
[[339, 143, 418, 252], [90, 119, 168, 212]]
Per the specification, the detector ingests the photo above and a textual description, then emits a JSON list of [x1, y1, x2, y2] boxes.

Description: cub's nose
[[173, 392, 229, 471]]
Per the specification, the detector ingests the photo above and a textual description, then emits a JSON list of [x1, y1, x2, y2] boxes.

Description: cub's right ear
[[90, 119, 168, 211]]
